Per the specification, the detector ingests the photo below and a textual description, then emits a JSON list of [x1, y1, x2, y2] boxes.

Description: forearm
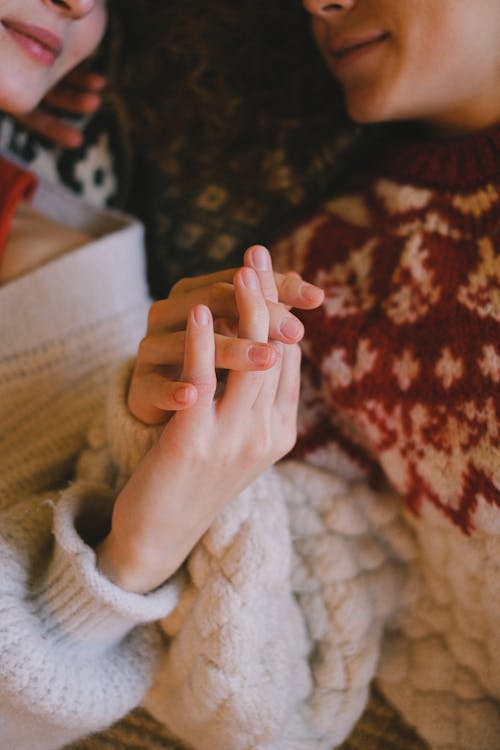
[[0, 487, 182, 749]]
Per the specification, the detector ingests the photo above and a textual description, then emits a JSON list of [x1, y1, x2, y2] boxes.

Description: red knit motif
[[273, 125, 500, 533]]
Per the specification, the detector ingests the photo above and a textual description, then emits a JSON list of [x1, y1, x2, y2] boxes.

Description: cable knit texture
[[272, 125, 500, 749], [145, 462, 414, 750], [0, 168, 182, 749]]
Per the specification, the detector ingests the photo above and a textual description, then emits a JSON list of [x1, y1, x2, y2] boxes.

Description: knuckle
[[245, 436, 268, 464], [147, 301, 163, 329], [277, 429, 297, 459], [193, 373, 217, 398], [218, 337, 237, 366], [137, 335, 151, 361], [280, 274, 295, 299], [170, 276, 191, 296], [208, 281, 231, 307]]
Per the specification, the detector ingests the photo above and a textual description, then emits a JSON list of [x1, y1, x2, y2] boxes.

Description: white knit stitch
[[145, 462, 410, 750], [0, 175, 182, 750]]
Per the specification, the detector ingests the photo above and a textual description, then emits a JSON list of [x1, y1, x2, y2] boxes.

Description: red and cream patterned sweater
[[273, 125, 500, 749], [275, 124, 500, 534]]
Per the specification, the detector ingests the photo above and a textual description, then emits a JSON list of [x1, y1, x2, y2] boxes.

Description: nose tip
[[303, 0, 355, 15], [47, 0, 97, 19]]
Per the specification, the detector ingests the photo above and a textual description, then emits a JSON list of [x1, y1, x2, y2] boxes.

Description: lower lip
[[3, 24, 58, 67], [333, 35, 389, 73]]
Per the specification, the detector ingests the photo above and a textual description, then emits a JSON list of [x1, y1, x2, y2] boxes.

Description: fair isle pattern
[[274, 127, 500, 534]]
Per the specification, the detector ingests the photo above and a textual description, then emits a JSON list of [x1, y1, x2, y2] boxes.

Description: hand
[[14, 68, 106, 149], [128, 245, 323, 424], [164, 245, 324, 340], [97, 267, 301, 593]]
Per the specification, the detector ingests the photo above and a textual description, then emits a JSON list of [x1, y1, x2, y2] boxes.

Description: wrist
[[95, 533, 158, 594], [96, 524, 188, 594]]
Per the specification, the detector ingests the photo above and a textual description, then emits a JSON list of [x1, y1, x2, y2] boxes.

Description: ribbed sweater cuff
[[106, 359, 164, 476], [38, 484, 184, 649]]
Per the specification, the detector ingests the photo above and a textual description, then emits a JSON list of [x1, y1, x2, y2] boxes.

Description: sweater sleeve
[[0, 484, 183, 750], [143, 460, 419, 750], [0, 359, 186, 749], [76, 358, 164, 484]]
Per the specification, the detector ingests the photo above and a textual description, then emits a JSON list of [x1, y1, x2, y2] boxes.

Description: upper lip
[[2, 18, 63, 57], [330, 31, 390, 58]]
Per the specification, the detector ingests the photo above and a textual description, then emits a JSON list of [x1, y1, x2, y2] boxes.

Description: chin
[[343, 83, 407, 126], [346, 96, 391, 125], [0, 80, 46, 118]]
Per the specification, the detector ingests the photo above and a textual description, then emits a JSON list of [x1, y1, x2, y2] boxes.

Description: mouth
[[2, 18, 63, 66], [331, 31, 390, 62]]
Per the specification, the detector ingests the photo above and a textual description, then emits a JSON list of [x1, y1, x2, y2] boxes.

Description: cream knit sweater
[[0, 169, 413, 749], [0, 176, 183, 749]]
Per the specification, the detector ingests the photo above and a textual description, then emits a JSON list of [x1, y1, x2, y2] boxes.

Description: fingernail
[[300, 282, 320, 303], [248, 344, 272, 366], [250, 246, 270, 271], [194, 304, 210, 325], [240, 267, 260, 290], [280, 317, 303, 341], [174, 385, 193, 404]]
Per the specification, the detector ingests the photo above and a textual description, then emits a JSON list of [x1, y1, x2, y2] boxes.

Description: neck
[[422, 92, 500, 139]]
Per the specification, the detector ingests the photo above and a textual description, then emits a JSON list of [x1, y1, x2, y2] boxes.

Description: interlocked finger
[[139, 331, 277, 372], [223, 268, 272, 410], [149, 287, 304, 344], [180, 305, 217, 410]]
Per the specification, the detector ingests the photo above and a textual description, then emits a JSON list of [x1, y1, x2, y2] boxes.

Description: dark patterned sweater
[[274, 124, 500, 535]]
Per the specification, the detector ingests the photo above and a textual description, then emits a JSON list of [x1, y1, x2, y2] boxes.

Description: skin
[[303, 0, 500, 135], [0, 3, 323, 592], [16, 68, 107, 148], [129, 246, 324, 423], [98, 269, 302, 594], [0, 0, 107, 115]]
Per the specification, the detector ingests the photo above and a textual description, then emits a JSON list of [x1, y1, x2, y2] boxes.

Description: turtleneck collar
[[365, 122, 500, 192]]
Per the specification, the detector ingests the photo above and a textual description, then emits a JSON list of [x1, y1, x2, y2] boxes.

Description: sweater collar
[[369, 122, 500, 191]]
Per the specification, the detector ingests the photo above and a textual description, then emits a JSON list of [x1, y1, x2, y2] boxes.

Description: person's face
[[0, 0, 107, 115], [303, 0, 500, 135]]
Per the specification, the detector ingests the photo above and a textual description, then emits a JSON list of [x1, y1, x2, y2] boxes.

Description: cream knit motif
[[143, 462, 413, 750], [0, 174, 182, 750]]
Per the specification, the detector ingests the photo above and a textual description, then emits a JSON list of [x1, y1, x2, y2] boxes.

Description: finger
[[170, 265, 323, 311], [44, 87, 102, 114], [170, 269, 237, 296], [180, 305, 217, 409], [251, 340, 284, 414], [263, 343, 301, 457], [234, 267, 269, 342], [149, 283, 236, 330], [15, 110, 83, 148], [243, 247, 323, 310], [139, 330, 277, 371], [128, 371, 198, 425], [243, 245, 278, 303], [275, 271, 325, 310], [63, 70, 107, 91], [223, 268, 270, 409], [274, 342, 302, 416], [149, 288, 304, 344]]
